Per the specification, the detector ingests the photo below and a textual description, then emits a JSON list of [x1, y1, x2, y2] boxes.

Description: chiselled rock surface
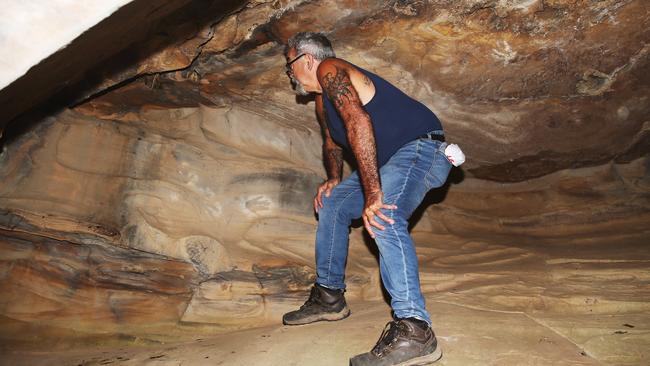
[[0, 0, 648, 365]]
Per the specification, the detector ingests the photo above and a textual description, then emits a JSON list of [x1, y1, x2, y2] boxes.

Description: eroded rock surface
[[0, 228, 199, 347]]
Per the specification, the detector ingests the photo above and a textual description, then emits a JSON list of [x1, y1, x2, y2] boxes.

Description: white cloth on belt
[[444, 143, 465, 167]]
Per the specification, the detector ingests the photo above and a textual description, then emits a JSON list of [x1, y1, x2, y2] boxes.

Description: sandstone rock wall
[[0, 99, 350, 338], [0, 228, 199, 347]]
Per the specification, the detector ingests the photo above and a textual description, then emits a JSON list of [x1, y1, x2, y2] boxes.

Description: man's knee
[[318, 193, 337, 215], [372, 213, 408, 239]]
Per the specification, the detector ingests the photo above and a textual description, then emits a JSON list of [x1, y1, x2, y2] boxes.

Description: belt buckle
[[418, 131, 444, 142], [428, 132, 444, 142]]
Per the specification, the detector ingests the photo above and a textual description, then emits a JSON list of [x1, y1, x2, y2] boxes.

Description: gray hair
[[285, 32, 336, 61]]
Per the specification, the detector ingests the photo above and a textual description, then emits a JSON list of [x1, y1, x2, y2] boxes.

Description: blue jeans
[[314, 136, 452, 325]]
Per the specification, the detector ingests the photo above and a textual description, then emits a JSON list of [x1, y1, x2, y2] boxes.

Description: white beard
[[290, 76, 309, 96]]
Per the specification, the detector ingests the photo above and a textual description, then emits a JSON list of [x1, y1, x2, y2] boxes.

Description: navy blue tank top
[[322, 64, 443, 167]]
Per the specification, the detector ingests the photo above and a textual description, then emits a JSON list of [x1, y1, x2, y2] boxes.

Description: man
[[282, 32, 452, 366]]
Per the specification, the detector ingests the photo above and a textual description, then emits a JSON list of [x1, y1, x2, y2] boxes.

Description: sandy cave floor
[[0, 300, 617, 366], [1, 233, 649, 366], [1, 297, 647, 366]]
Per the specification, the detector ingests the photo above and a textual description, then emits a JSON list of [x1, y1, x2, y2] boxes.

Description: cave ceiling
[[1, 0, 649, 182]]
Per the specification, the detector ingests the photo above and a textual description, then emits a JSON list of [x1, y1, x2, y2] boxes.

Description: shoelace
[[371, 320, 409, 357], [299, 286, 319, 310]]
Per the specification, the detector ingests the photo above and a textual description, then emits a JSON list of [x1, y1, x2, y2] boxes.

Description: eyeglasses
[[285, 53, 306, 75]]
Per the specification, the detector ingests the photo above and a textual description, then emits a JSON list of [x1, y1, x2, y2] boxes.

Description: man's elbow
[[323, 140, 340, 151]]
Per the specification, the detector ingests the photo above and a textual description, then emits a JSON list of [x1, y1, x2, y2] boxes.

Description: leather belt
[[418, 132, 445, 142]]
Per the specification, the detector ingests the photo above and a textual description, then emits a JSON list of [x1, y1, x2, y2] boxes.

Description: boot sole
[[282, 306, 350, 326], [395, 346, 443, 366]]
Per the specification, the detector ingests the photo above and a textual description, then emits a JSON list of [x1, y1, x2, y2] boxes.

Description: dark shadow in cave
[[295, 93, 316, 105]]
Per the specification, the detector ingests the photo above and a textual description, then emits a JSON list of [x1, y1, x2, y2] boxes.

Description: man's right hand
[[314, 178, 340, 213]]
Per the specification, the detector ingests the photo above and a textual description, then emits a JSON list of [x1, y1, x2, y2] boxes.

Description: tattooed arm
[[316, 60, 396, 237], [313, 94, 343, 212]]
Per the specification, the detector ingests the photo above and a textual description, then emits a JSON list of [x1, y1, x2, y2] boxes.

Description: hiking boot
[[282, 283, 350, 325], [349, 318, 442, 366]]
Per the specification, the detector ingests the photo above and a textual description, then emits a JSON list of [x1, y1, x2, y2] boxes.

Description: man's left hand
[[362, 190, 397, 239]]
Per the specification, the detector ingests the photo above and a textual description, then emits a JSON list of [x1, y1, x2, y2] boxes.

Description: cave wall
[[0, 103, 333, 338], [0, 104, 324, 268]]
